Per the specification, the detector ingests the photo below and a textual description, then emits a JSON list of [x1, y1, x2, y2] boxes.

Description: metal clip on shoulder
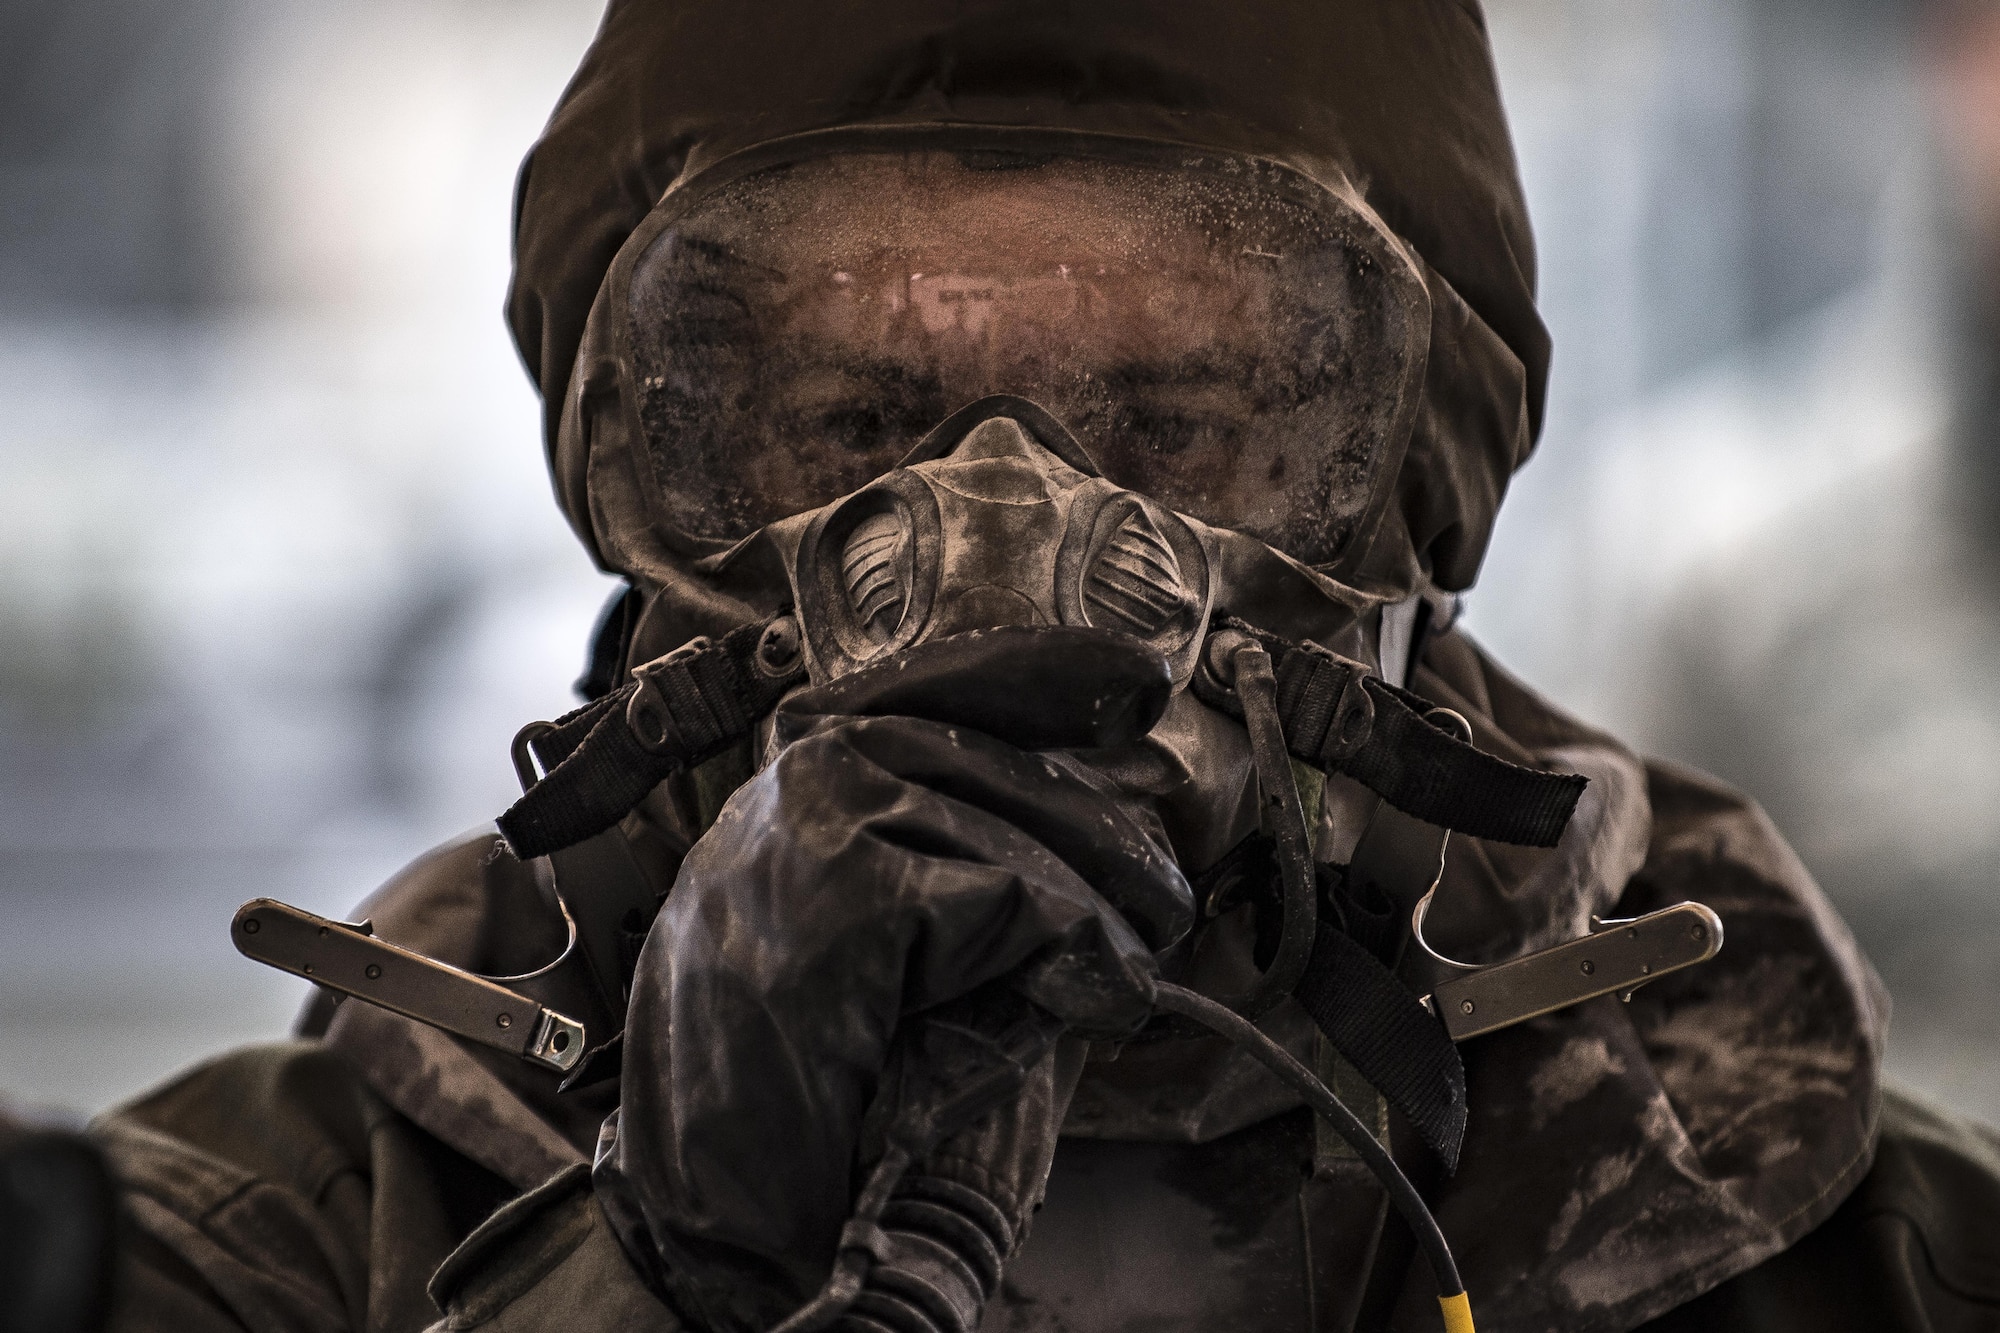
[[1412, 887, 1723, 1041], [232, 900, 587, 1073], [232, 613, 809, 1084], [1331, 695, 1725, 1043], [232, 747, 644, 1085]]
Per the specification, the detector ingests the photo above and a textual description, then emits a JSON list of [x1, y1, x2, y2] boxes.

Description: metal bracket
[[1416, 895, 1723, 1041], [233, 898, 587, 1072]]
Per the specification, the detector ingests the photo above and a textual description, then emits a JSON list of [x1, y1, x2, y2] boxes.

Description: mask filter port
[[1056, 487, 1209, 680], [1083, 505, 1194, 636], [842, 510, 912, 643], [797, 469, 944, 679]]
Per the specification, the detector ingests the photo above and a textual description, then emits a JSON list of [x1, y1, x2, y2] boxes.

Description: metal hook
[[1410, 885, 1482, 976], [1401, 707, 1478, 975], [511, 720, 557, 793]]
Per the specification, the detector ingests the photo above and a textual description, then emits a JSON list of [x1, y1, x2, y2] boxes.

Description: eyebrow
[[1099, 351, 1258, 389], [762, 343, 949, 396], [632, 234, 789, 328]]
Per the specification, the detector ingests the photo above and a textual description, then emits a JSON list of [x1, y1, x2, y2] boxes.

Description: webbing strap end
[[495, 614, 805, 860]]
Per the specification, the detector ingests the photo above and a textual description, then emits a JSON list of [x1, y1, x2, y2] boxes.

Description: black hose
[[1150, 980, 1465, 1302]]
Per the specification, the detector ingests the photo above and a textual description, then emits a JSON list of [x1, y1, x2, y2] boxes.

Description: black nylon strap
[[1192, 836, 1467, 1171], [1293, 917, 1468, 1172], [497, 616, 804, 859], [532, 691, 621, 770], [1273, 640, 1376, 768], [501, 710, 679, 861], [1342, 675, 1582, 848], [1198, 620, 1586, 848]]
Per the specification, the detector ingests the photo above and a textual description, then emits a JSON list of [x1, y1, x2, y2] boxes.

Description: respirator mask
[[774, 400, 1217, 689], [605, 138, 1449, 937], [493, 133, 1585, 1075]]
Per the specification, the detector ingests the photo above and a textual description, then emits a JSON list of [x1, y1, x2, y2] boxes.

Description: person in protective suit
[[88, 3, 2000, 1332]]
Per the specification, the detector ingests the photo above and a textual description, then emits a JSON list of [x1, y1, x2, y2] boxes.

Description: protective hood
[[508, 0, 1548, 642]]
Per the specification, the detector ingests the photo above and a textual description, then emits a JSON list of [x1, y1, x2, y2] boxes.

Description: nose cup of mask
[[792, 406, 1214, 685]]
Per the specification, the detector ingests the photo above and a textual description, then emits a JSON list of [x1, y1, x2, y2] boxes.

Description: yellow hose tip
[[1438, 1291, 1475, 1333]]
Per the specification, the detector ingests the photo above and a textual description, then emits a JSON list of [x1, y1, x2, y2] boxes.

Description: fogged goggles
[[605, 133, 1431, 569]]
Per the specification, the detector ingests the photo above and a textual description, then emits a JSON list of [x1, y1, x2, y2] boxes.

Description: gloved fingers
[[609, 713, 1187, 1329], [681, 716, 1190, 1040], [823, 715, 1195, 957], [858, 986, 1071, 1165]]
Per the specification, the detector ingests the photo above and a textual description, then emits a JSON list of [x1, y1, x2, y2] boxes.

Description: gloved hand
[[595, 628, 1196, 1333]]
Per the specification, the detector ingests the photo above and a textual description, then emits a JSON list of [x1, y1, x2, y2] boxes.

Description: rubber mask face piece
[[617, 143, 1429, 570], [754, 401, 1324, 891], [774, 407, 1214, 684]]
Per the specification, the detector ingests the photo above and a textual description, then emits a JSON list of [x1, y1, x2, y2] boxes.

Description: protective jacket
[[88, 1, 2000, 1330], [92, 627, 2000, 1331], [91, 626, 2000, 1331]]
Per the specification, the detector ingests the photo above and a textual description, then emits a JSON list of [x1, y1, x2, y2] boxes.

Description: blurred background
[[2, 0, 1996, 1122]]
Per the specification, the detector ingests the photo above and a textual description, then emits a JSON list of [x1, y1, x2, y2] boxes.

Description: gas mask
[[571, 137, 1453, 888], [530, 137, 1600, 1031], [344, 136, 1590, 1083], [605, 138, 1441, 823], [774, 402, 1217, 689]]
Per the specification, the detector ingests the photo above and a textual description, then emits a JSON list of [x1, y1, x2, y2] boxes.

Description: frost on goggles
[[621, 147, 1426, 567]]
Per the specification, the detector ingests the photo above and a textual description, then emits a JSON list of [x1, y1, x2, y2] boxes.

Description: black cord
[[1150, 980, 1465, 1302], [769, 979, 1470, 1333]]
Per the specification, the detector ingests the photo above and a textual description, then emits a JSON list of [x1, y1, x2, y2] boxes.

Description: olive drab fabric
[[95, 624, 1909, 1332], [418, 1083, 2000, 1333], [92, 1043, 1993, 1332]]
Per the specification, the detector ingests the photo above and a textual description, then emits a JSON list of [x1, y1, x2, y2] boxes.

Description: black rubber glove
[[595, 629, 1196, 1333]]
